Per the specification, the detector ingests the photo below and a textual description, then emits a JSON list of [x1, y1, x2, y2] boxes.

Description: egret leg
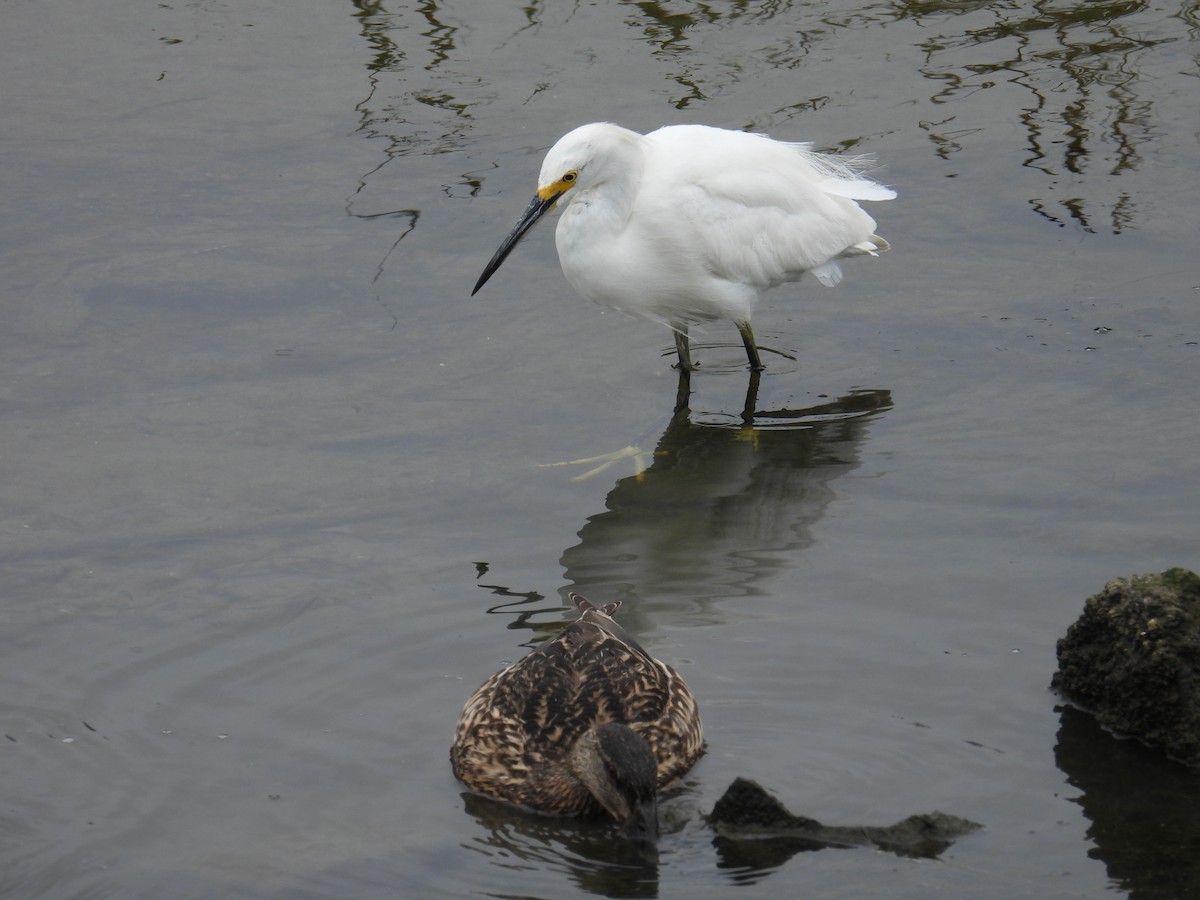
[[737, 321, 764, 371], [741, 369, 761, 425], [673, 324, 693, 372], [673, 368, 692, 413]]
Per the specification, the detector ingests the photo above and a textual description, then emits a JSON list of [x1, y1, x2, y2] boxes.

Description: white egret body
[[473, 123, 895, 371]]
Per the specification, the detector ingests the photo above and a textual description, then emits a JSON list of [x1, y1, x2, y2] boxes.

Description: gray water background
[[3, 1, 1199, 897]]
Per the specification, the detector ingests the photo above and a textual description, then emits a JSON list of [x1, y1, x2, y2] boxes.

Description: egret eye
[[562, 171, 577, 182]]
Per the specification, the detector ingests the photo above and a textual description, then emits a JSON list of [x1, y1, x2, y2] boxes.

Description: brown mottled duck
[[450, 592, 703, 848]]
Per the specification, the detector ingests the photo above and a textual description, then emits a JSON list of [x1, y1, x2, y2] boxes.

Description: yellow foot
[[537, 445, 651, 481]]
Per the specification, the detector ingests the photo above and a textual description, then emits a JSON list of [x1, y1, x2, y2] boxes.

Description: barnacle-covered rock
[[1052, 568, 1200, 765]]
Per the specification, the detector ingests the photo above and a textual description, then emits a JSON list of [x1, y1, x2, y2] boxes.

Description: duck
[[450, 592, 703, 849]]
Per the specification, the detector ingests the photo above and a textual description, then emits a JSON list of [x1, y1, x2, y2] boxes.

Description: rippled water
[[3, 1, 1198, 897]]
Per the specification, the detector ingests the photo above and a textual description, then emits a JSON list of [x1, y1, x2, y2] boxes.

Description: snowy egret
[[472, 122, 895, 372]]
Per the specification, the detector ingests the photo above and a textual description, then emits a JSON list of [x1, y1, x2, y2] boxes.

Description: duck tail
[[570, 592, 621, 617]]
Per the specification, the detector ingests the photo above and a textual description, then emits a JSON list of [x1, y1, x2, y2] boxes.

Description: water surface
[[2, 1, 1199, 897]]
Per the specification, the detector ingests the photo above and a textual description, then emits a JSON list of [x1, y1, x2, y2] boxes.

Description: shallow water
[[2, 1, 1199, 897]]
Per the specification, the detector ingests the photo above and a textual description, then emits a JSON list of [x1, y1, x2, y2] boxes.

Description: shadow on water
[[1055, 705, 1200, 900]]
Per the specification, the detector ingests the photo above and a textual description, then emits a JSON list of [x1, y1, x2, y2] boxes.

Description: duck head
[[570, 722, 659, 854]]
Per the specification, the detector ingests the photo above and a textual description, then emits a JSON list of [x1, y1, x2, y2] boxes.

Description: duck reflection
[[459, 792, 661, 899], [558, 373, 892, 632], [1054, 705, 1200, 899]]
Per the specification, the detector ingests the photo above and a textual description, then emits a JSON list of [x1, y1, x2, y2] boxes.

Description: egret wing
[[643, 125, 892, 289]]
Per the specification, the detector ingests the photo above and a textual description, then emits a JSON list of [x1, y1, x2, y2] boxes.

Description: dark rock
[[710, 776, 824, 833], [1052, 568, 1200, 765], [708, 777, 981, 864]]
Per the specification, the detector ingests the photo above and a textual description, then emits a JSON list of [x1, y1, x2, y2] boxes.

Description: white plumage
[[473, 122, 895, 371]]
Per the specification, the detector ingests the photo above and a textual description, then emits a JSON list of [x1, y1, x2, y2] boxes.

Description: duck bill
[[471, 192, 559, 295], [625, 796, 660, 860]]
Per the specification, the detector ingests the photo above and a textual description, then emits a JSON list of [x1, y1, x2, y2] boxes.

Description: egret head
[[472, 123, 640, 296], [536, 122, 638, 200]]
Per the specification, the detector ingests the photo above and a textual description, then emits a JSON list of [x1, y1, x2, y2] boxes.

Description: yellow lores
[[450, 593, 703, 851], [473, 122, 894, 371]]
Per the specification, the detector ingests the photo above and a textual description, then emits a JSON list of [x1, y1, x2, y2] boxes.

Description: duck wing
[[572, 598, 703, 788]]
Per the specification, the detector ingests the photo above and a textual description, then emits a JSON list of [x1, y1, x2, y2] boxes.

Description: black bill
[[471, 192, 560, 295]]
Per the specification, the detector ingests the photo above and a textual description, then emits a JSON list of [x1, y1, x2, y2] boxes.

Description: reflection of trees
[[907, 0, 1184, 233], [351, 0, 471, 149], [346, 1, 478, 227]]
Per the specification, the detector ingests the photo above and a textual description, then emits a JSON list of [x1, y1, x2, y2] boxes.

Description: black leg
[[737, 321, 764, 371], [741, 369, 761, 426], [674, 367, 692, 413], [673, 324, 693, 372]]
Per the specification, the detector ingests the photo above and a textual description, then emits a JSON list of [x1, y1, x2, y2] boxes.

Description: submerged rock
[[1052, 568, 1200, 765], [708, 777, 981, 865]]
